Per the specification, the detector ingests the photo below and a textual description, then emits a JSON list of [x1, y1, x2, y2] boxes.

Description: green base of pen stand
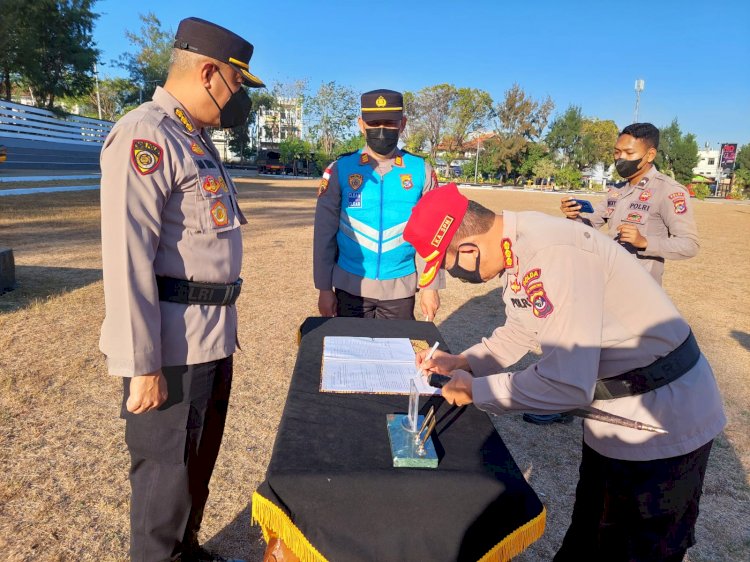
[[386, 414, 438, 468]]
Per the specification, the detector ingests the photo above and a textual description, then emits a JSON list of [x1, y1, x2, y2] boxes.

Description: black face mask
[[615, 154, 647, 179], [365, 127, 400, 155], [206, 69, 252, 129], [447, 244, 484, 284]]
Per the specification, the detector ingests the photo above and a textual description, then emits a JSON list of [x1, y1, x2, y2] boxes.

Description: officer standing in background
[[313, 89, 442, 320], [560, 122, 699, 287], [99, 17, 264, 561], [405, 184, 725, 562], [530, 123, 700, 426]]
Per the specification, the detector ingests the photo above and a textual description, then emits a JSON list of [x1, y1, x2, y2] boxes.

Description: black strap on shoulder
[[594, 331, 700, 400], [155, 276, 242, 306]]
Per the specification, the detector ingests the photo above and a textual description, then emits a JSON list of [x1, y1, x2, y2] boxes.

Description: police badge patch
[[526, 281, 554, 319], [400, 174, 413, 189], [669, 192, 687, 214], [639, 189, 652, 201], [349, 174, 363, 190], [190, 141, 205, 155], [210, 201, 229, 227], [202, 176, 221, 194], [131, 139, 163, 175]]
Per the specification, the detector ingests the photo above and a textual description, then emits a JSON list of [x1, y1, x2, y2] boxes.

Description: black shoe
[[522, 413, 574, 425]]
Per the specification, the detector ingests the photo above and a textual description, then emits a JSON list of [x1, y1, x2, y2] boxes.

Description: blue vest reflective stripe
[[336, 150, 425, 280]]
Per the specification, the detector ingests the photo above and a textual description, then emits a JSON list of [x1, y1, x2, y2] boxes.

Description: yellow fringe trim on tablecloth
[[251, 492, 329, 562], [477, 506, 547, 562], [253, 491, 545, 562]]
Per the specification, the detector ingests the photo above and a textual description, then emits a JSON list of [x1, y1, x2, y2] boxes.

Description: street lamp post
[[633, 79, 645, 123], [94, 62, 102, 120]]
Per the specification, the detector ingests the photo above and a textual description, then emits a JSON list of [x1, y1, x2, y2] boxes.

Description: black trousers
[[121, 357, 233, 562], [554, 440, 713, 562], [335, 288, 415, 320]]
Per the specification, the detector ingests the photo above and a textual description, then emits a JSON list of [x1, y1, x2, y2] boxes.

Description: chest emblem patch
[[210, 201, 229, 227], [639, 189, 652, 201], [131, 139, 163, 175], [190, 141, 205, 155], [510, 276, 522, 293], [626, 212, 643, 223], [400, 174, 413, 190], [202, 175, 221, 194], [347, 191, 362, 208], [349, 173, 363, 190]]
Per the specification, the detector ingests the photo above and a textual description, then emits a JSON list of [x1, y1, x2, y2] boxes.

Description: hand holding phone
[[573, 199, 594, 213]]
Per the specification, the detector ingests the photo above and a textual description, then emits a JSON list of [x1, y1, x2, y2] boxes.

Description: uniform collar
[[500, 211, 519, 275], [153, 86, 200, 137], [359, 145, 405, 167], [629, 164, 657, 190]]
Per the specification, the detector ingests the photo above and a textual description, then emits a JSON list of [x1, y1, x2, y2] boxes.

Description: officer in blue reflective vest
[[313, 89, 443, 320]]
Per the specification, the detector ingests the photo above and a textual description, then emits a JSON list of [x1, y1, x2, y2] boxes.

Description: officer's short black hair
[[448, 201, 496, 252], [620, 123, 659, 150]]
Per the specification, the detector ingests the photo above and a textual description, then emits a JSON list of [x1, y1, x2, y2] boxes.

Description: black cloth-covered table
[[252, 317, 545, 562]]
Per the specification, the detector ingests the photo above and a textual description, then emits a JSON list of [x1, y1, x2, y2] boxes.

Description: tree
[[517, 142, 550, 179], [731, 144, 750, 195], [407, 84, 458, 162], [532, 157, 556, 183], [0, 0, 27, 101], [279, 136, 311, 175], [304, 81, 359, 157], [491, 84, 554, 177], [554, 166, 583, 189], [118, 13, 172, 105], [656, 119, 699, 184], [546, 105, 585, 169], [228, 90, 276, 158], [10, 0, 99, 108], [59, 76, 138, 121], [580, 119, 619, 168]]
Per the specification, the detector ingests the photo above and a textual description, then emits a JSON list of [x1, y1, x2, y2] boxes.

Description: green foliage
[[655, 119, 699, 185], [1, 0, 99, 108], [304, 81, 359, 158], [490, 84, 554, 176], [517, 142, 549, 178], [735, 144, 750, 171], [531, 157, 556, 182], [693, 184, 710, 200], [405, 84, 458, 162], [554, 166, 583, 189], [118, 13, 172, 105], [546, 105, 585, 169], [335, 133, 366, 156], [581, 119, 619, 168]]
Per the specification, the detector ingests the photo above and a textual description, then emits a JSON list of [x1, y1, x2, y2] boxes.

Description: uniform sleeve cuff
[[472, 374, 510, 416]]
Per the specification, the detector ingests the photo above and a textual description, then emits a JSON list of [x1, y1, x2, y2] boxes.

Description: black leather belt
[[594, 331, 700, 400], [156, 275, 242, 306]]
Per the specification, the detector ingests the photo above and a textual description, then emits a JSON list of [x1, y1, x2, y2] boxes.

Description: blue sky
[[94, 0, 750, 148]]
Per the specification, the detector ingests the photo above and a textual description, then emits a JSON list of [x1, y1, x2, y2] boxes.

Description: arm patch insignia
[[131, 139, 163, 175]]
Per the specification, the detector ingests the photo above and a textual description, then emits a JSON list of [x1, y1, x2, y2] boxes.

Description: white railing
[[0, 100, 113, 145]]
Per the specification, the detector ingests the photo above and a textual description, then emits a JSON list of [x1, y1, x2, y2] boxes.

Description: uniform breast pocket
[[196, 174, 237, 233]]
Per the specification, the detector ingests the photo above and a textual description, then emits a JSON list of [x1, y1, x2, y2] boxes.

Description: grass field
[[0, 178, 748, 561]]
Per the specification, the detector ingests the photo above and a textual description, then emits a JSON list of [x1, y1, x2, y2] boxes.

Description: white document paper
[[321, 336, 439, 395]]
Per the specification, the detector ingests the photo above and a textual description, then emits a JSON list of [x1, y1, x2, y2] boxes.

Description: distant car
[[0, 145, 7, 164]]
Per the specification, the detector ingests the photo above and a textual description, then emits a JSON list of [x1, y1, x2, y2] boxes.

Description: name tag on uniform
[[347, 191, 362, 208]]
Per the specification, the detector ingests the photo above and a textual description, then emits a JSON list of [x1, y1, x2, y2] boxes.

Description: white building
[[693, 147, 720, 179], [257, 97, 303, 150]]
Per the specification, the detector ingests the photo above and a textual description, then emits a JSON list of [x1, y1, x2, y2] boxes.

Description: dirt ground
[[0, 178, 748, 561]]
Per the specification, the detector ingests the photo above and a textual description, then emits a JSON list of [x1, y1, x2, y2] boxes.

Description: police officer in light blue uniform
[[313, 89, 442, 320]]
